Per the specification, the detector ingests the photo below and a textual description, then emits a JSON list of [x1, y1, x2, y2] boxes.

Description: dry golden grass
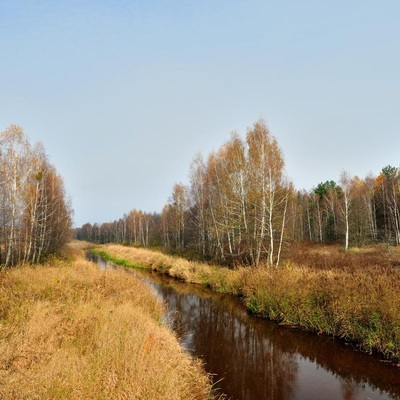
[[96, 244, 245, 294], [0, 255, 214, 399], [57, 239, 95, 260], [94, 243, 400, 361]]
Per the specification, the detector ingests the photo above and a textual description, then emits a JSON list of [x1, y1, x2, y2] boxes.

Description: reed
[[0, 245, 215, 399], [90, 245, 246, 294]]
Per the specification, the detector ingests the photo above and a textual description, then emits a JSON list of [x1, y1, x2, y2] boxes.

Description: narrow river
[[88, 253, 400, 400]]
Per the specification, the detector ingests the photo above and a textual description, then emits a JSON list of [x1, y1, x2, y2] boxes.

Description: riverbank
[[91, 243, 400, 363], [0, 242, 215, 400]]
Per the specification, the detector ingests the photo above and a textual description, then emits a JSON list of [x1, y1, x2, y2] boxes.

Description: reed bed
[[0, 248, 214, 399], [92, 244, 246, 294], [94, 243, 400, 362]]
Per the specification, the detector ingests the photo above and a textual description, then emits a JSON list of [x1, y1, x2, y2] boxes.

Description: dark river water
[[88, 253, 400, 400]]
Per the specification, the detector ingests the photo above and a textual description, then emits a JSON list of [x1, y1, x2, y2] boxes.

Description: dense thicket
[[0, 125, 72, 267], [75, 120, 400, 266]]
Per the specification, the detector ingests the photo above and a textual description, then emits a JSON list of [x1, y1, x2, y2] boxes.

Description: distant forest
[[75, 120, 400, 266], [0, 125, 72, 267]]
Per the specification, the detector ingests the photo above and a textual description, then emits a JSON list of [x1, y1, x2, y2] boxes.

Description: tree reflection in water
[[161, 291, 298, 400], [145, 276, 399, 400]]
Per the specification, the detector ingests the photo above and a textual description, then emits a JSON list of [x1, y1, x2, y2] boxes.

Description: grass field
[[0, 241, 215, 400]]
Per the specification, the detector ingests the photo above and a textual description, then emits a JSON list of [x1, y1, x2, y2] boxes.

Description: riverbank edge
[[0, 243, 218, 400], [89, 245, 400, 365]]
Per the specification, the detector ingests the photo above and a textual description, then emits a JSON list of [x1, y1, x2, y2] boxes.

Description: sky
[[1, 1, 399, 227]]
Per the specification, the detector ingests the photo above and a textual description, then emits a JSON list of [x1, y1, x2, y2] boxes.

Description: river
[[88, 253, 400, 400]]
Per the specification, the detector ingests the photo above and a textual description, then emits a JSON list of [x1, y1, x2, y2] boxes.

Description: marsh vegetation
[[92, 243, 400, 363], [0, 242, 214, 399]]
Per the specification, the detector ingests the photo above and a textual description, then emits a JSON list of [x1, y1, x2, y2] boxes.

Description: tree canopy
[[0, 125, 73, 267]]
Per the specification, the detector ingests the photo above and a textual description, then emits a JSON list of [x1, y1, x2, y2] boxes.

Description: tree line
[[75, 120, 400, 266], [75, 209, 160, 247], [0, 125, 73, 267]]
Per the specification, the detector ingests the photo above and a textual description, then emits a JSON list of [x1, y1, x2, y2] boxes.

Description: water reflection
[[160, 287, 298, 399], [88, 253, 400, 400], [145, 276, 399, 400]]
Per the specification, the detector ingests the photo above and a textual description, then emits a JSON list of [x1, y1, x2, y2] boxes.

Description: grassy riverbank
[[92, 243, 400, 363], [0, 242, 215, 400]]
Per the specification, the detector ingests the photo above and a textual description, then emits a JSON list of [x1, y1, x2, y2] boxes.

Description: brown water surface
[[89, 253, 400, 400]]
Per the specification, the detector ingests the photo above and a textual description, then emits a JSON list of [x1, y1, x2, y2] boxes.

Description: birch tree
[[189, 154, 208, 258], [0, 126, 32, 266], [246, 120, 287, 266], [0, 125, 72, 267], [339, 171, 354, 251]]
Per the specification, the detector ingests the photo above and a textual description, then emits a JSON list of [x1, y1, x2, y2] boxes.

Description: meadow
[[0, 241, 215, 400]]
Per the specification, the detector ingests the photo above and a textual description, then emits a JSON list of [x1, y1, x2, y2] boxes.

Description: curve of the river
[[88, 253, 400, 400]]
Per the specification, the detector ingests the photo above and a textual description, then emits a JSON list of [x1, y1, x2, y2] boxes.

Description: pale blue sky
[[1, 1, 399, 226]]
